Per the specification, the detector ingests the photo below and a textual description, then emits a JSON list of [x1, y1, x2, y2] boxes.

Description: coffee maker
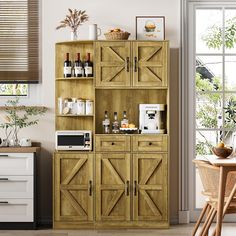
[[139, 104, 165, 134]]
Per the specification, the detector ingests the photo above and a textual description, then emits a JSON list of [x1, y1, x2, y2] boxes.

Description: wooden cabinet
[[95, 134, 168, 227], [54, 152, 94, 227], [95, 41, 168, 88], [96, 153, 131, 221], [54, 40, 169, 229], [95, 41, 131, 87], [132, 41, 168, 87], [133, 153, 168, 222]]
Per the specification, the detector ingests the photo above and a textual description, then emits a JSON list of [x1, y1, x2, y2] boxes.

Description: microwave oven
[[55, 130, 92, 151]]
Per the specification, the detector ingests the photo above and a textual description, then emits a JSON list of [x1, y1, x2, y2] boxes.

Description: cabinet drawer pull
[[88, 180, 92, 196], [0, 178, 9, 181], [149, 142, 152, 146], [125, 180, 130, 196], [111, 142, 115, 145], [125, 57, 130, 72], [0, 201, 8, 204], [0, 155, 8, 157], [134, 56, 138, 72], [134, 180, 137, 196]]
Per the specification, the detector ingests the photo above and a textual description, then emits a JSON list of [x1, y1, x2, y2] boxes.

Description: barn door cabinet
[[95, 41, 168, 87], [54, 40, 169, 229], [95, 134, 168, 228]]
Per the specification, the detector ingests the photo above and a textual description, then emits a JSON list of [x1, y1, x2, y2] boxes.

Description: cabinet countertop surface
[[0, 146, 40, 153]]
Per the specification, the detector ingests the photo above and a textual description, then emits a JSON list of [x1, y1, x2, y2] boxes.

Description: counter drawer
[[0, 198, 33, 222], [0, 176, 33, 198], [132, 135, 168, 152], [95, 135, 131, 152], [0, 153, 33, 175]]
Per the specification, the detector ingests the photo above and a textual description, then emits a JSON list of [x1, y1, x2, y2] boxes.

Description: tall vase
[[9, 127, 19, 146], [71, 31, 78, 40]]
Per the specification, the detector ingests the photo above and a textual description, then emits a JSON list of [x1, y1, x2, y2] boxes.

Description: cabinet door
[[132, 41, 168, 87], [54, 153, 93, 222], [133, 153, 168, 221], [95, 41, 131, 87], [96, 153, 130, 221]]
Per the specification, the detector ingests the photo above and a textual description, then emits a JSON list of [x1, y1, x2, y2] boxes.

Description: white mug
[[89, 24, 101, 40]]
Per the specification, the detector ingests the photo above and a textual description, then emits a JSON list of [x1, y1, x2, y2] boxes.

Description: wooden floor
[[0, 224, 236, 236]]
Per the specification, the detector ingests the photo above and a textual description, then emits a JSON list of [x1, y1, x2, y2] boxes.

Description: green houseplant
[[0, 97, 47, 146]]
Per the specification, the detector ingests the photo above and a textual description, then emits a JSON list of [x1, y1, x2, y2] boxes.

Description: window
[[0, 0, 39, 84], [186, 2, 236, 222], [0, 84, 28, 96]]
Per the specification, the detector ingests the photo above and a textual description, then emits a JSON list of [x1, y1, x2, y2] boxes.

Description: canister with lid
[[77, 99, 85, 115], [85, 100, 94, 115]]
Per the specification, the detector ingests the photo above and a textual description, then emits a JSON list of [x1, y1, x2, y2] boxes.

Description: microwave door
[[58, 135, 85, 148]]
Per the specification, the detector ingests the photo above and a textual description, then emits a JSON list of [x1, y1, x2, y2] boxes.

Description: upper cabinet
[[132, 41, 168, 87], [95, 41, 168, 88], [95, 41, 131, 87]]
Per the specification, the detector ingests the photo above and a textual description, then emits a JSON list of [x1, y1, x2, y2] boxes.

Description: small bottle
[[74, 53, 84, 77], [102, 111, 110, 134], [112, 112, 119, 133], [121, 111, 129, 128], [84, 53, 93, 77], [64, 53, 72, 78]]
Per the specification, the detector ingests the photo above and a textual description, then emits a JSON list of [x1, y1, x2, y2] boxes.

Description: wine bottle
[[102, 111, 110, 134], [121, 111, 129, 128], [112, 112, 119, 133], [84, 53, 93, 77], [74, 53, 84, 77], [64, 53, 72, 78]]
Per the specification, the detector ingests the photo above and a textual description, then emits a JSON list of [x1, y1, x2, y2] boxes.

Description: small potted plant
[[0, 97, 47, 146], [56, 8, 89, 40]]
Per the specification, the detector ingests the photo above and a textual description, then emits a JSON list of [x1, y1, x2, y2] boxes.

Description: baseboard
[[170, 215, 179, 225], [37, 217, 52, 227], [178, 210, 190, 224]]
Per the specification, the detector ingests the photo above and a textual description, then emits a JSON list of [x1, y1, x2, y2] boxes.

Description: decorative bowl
[[212, 146, 233, 159]]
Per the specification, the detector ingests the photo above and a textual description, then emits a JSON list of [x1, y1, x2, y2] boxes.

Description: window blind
[[0, 0, 39, 83]]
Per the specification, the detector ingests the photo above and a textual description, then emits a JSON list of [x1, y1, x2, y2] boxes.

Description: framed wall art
[[135, 16, 165, 40]]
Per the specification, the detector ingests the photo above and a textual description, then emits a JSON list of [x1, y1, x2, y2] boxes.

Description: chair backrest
[[194, 160, 236, 199], [195, 161, 220, 198]]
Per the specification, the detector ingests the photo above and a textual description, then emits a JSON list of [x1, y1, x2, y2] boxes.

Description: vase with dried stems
[[56, 8, 89, 40]]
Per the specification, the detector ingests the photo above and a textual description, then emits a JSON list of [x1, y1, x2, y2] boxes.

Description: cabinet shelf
[[56, 114, 94, 117], [56, 77, 94, 81]]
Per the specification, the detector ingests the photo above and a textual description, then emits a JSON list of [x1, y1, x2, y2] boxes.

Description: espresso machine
[[139, 104, 166, 134]]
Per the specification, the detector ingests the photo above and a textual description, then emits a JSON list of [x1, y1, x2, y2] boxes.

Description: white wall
[[0, 0, 181, 223]]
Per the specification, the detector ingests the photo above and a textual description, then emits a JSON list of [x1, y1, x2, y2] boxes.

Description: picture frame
[[135, 16, 165, 40]]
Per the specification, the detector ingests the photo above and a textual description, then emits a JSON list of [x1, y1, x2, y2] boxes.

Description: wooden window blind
[[0, 0, 39, 83]]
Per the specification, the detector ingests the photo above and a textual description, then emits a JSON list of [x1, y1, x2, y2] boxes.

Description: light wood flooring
[[0, 224, 236, 236]]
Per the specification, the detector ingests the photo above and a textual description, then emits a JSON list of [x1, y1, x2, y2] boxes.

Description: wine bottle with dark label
[[74, 53, 84, 77], [84, 53, 93, 77], [64, 53, 72, 78]]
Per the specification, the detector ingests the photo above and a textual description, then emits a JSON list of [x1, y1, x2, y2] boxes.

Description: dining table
[[195, 155, 236, 236]]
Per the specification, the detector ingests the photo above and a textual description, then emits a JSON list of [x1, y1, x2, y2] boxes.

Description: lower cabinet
[[96, 152, 168, 226], [54, 152, 94, 228], [96, 153, 131, 222], [133, 153, 168, 222], [54, 136, 169, 229]]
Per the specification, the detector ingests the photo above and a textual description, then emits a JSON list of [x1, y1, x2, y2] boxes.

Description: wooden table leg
[[215, 167, 228, 236]]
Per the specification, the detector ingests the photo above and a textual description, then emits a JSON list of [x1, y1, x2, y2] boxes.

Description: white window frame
[[180, 0, 236, 223]]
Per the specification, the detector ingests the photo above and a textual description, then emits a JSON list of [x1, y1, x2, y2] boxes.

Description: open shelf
[[56, 114, 94, 117], [56, 77, 94, 81]]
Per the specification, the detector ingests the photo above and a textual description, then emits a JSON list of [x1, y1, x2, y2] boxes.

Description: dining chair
[[192, 160, 236, 236]]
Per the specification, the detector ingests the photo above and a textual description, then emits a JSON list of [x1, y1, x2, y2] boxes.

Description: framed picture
[[135, 16, 165, 40]]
